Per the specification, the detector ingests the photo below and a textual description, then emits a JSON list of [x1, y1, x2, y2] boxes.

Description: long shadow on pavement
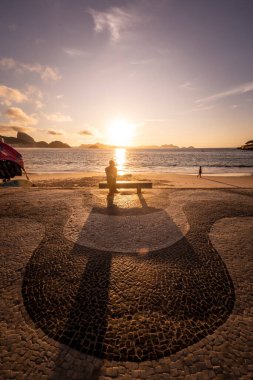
[[202, 177, 242, 188], [22, 194, 238, 369]]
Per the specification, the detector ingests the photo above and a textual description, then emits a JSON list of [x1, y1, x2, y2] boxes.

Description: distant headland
[[79, 142, 195, 150], [0, 132, 195, 149], [0, 132, 70, 148]]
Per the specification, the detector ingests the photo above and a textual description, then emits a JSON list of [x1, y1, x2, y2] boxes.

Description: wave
[[153, 164, 253, 168], [179, 164, 253, 168]]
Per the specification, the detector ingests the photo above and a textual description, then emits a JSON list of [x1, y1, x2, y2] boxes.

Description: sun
[[107, 120, 135, 147]]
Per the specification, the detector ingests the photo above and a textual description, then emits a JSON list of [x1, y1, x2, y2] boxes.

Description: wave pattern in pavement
[[20, 197, 249, 362]]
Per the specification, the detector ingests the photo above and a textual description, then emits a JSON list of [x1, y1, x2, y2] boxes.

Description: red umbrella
[[0, 141, 29, 180], [0, 141, 24, 168]]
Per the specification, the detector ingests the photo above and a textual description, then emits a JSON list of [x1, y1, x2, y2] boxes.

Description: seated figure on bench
[[105, 160, 119, 195]]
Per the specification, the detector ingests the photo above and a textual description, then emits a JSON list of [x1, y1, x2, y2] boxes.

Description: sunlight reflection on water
[[114, 148, 126, 175]]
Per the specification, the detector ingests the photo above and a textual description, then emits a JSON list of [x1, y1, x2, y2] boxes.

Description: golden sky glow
[[0, 1, 253, 147], [106, 120, 136, 147]]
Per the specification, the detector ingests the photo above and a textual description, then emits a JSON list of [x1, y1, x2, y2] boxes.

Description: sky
[[0, 0, 252, 148]]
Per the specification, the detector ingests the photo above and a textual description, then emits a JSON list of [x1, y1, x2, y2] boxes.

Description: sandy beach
[[27, 171, 253, 189]]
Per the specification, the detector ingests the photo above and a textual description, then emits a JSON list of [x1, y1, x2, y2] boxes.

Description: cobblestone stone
[[0, 188, 253, 379]]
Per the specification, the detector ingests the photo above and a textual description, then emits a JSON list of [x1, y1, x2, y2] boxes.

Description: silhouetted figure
[[197, 165, 202, 178], [105, 160, 118, 195]]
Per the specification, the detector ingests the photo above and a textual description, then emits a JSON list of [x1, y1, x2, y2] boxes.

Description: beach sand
[[27, 171, 253, 189]]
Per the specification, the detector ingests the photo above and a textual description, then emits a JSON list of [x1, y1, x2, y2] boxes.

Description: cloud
[[180, 81, 193, 89], [0, 58, 16, 70], [0, 57, 61, 81], [88, 6, 137, 42], [43, 112, 72, 122], [0, 124, 32, 135], [4, 107, 38, 126], [197, 81, 253, 104], [79, 130, 93, 136], [0, 84, 44, 109], [0, 85, 27, 106], [63, 48, 88, 57], [23, 63, 61, 81], [48, 129, 62, 136], [25, 85, 44, 109]]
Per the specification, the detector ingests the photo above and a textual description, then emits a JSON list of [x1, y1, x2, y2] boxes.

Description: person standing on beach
[[197, 165, 202, 178], [105, 160, 119, 195]]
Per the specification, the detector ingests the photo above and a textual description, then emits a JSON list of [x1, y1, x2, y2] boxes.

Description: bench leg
[[137, 186, 141, 194]]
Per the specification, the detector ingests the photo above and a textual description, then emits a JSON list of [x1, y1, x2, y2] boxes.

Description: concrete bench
[[99, 181, 152, 194]]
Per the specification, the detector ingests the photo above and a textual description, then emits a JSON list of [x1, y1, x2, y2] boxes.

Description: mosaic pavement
[[1, 188, 253, 379]]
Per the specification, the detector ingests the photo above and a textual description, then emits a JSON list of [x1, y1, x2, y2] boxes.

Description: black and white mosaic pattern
[[21, 197, 248, 362]]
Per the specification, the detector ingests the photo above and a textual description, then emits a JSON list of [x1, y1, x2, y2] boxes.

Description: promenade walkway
[[1, 188, 253, 379]]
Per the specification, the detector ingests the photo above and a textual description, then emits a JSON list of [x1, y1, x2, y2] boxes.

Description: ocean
[[18, 147, 253, 175]]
